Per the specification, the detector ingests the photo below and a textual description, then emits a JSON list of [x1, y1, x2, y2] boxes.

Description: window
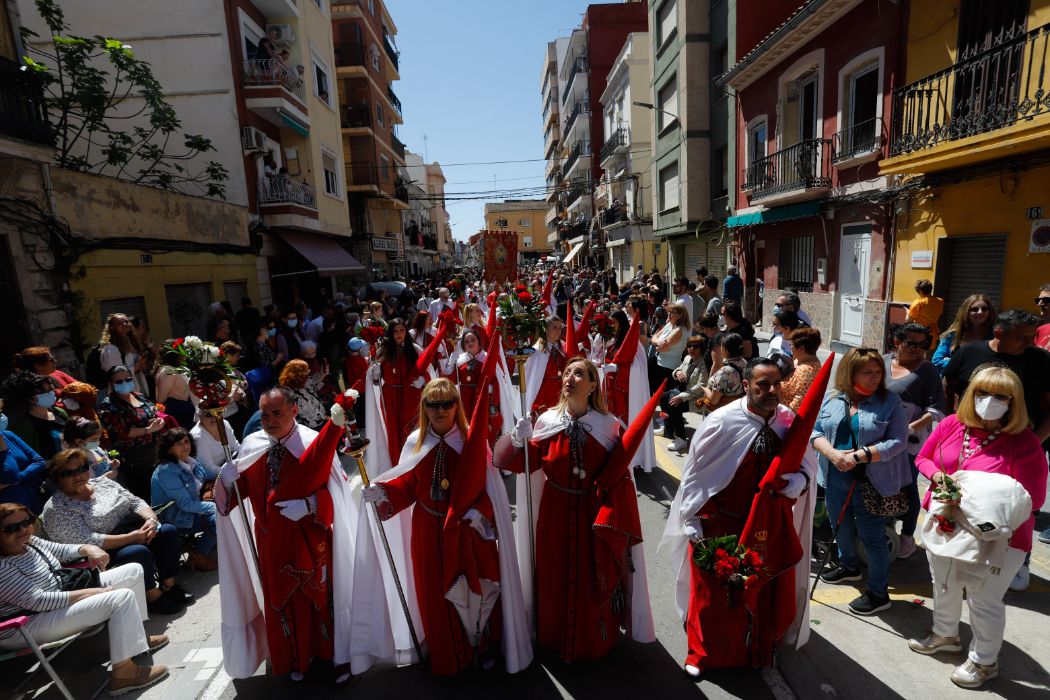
[[376, 102, 385, 128], [241, 20, 265, 61], [658, 162, 679, 211], [322, 150, 339, 196], [379, 155, 390, 180], [746, 116, 767, 171], [367, 0, 375, 13], [523, 236, 533, 248], [845, 63, 879, 151], [656, 0, 677, 50], [370, 44, 381, 72], [718, 146, 729, 197], [519, 218, 531, 228], [312, 57, 331, 106], [778, 236, 814, 290], [657, 76, 678, 132]]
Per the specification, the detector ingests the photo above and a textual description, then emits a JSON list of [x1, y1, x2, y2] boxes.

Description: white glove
[[411, 376, 425, 389], [779, 472, 807, 500], [510, 417, 533, 447], [218, 460, 239, 488], [330, 403, 346, 427], [683, 516, 702, 542], [448, 350, 461, 367], [603, 363, 618, 374], [275, 498, 310, 522], [463, 508, 497, 540], [362, 484, 387, 504], [369, 363, 382, 383]]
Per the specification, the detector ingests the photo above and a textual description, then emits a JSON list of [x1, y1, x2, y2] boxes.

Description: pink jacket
[[916, 415, 1047, 551]]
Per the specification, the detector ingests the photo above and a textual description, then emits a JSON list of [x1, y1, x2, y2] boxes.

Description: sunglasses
[[969, 306, 991, 313], [1036, 297, 1050, 305], [423, 399, 456, 411], [56, 463, 90, 479], [687, 344, 702, 349], [1, 517, 34, 535], [900, 340, 927, 348]]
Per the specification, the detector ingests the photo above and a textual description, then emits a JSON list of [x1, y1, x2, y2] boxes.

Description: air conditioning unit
[[241, 126, 268, 154], [266, 24, 296, 45]]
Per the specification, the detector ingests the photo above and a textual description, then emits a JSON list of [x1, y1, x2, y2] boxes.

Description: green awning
[[726, 201, 820, 227], [280, 113, 309, 137]]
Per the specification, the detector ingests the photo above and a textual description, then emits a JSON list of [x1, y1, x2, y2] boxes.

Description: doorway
[[837, 223, 872, 346]]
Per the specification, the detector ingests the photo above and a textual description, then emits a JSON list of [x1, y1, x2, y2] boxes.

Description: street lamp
[[632, 100, 679, 123]]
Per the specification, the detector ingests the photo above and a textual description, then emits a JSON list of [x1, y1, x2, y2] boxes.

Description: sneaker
[[164, 583, 194, 603], [108, 664, 169, 696], [684, 664, 701, 678], [669, 437, 689, 452], [950, 659, 998, 689], [1009, 566, 1030, 592], [820, 565, 862, 584], [908, 630, 961, 655], [897, 535, 918, 559], [653, 426, 666, 437], [146, 593, 184, 616], [849, 591, 892, 616], [1038, 526, 1050, 544], [146, 635, 169, 653]]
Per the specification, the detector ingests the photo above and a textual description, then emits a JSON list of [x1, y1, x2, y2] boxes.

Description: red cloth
[[343, 354, 368, 395], [380, 354, 424, 466], [483, 231, 518, 283], [1037, 322, 1050, 351], [686, 448, 774, 671], [234, 449, 334, 676], [504, 430, 640, 661], [531, 348, 566, 417], [457, 360, 502, 447], [382, 446, 501, 675]]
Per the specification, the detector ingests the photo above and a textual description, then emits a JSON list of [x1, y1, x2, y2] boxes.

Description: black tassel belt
[[419, 503, 448, 517], [546, 480, 589, 496]]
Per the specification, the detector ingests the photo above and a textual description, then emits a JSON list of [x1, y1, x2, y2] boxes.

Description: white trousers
[[927, 547, 1026, 665], [0, 563, 149, 663]]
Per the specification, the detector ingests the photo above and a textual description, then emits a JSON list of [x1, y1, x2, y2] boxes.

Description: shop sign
[[910, 250, 934, 269], [372, 237, 398, 252], [1029, 219, 1050, 253]]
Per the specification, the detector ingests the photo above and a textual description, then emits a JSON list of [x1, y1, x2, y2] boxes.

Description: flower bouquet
[[497, 291, 548, 354], [357, 319, 385, 356], [162, 337, 240, 410], [692, 534, 764, 606], [930, 466, 962, 534], [447, 278, 463, 301], [590, 313, 614, 341]]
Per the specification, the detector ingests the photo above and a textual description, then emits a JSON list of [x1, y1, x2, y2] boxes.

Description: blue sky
[[388, 0, 592, 240]]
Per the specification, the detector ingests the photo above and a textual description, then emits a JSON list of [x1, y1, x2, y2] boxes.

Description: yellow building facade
[[484, 200, 552, 261], [881, 1, 1050, 319]]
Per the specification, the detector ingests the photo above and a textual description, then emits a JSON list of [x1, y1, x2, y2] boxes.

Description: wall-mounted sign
[[910, 250, 934, 269], [1030, 219, 1050, 253], [372, 237, 398, 252]]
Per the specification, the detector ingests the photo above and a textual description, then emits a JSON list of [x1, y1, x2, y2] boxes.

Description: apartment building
[[484, 200, 551, 264], [541, 39, 569, 257], [331, 0, 408, 279]]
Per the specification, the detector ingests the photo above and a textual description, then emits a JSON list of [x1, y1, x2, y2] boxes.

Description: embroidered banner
[[483, 230, 518, 283]]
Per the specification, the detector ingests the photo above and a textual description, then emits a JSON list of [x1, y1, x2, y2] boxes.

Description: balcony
[[341, 101, 371, 129], [742, 138, 832, 204], [242, 60, 309, 131], [832, 117, 883, 167], [423, 234, 438, 252], [259, 176, 317, 209], [243, 59, 306, 103], [334, 43, 366, 69], [563, 100, 590, 136], [600, 205, 629, 228], [346, 161, 380, 190], [563, 140, 591, 176], [886, 23, 1050, 173], [383, 35, 400, 72], [391, 135, 406, 161], [562, 56, 588, 104], [600, 128, 628, 162], [0, 57, 53, 147], [387, 86, 402, 116]]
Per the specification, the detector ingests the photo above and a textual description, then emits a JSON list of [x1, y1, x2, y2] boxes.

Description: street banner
[[483, 230, 518, 283]]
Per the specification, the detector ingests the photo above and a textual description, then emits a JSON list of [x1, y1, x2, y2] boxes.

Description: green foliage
[[20, 0, 229, 199]]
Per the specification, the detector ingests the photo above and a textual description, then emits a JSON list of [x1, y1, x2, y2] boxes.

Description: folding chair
[[0, 616, 105, 700]]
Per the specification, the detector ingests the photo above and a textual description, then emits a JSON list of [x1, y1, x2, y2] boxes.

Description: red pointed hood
[[611, 313, 641, 368], [604, 379, 665, 478], [415, 317, 448, 376], [540, 272, 554, 309], [484, 292, 498, 339]]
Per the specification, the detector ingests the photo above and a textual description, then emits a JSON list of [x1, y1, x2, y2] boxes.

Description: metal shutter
[[683, 242, 704, 278], [935, 234, 1006, 325], [165, 282, 213, 338], [223, 280, 248, 312], [99, 297, 148, 327]]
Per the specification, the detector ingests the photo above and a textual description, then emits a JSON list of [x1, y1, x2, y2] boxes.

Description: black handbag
[[29, 544, 102, 591]]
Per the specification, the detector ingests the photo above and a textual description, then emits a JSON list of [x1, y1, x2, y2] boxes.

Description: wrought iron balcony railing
[[742, 138, 832, 198], [0, 57, 53, 146], [334, 43, 365, 68], [383, 35, 400, 72], [600, 128, 628, 161], [890, 23, 1050, 156], [391, 135, 406, 160], [600, 206, 628, 227], [563, 140, 591, 175], [259, 176, 317, 208], [832, 117, 882, 163], [563, 100, 590, 136], [242, 59, 306, 102], [562, 56, 587, 104], [387, 86, 402, 116], [340, 102, 371, 129], [346, 161, 381, 187]]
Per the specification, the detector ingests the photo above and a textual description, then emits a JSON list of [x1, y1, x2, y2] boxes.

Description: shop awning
[[563, 241, 585, 263], [278, 230, 365, 277], [279, 110, 310, 137], [726, 201, 820, 227]]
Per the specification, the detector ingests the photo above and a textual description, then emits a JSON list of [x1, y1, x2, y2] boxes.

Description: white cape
[[599, 338, 657, 473], [660, 399, 818, 648], [215, 424, 357, 678], [347, 426, 533, 674]]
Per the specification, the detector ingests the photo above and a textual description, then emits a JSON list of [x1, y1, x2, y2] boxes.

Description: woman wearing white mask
[[63, 416, 119, 479], [0, 370, 68, 460], [908, 366, 1046, 689], [98, 366, 165, 501]]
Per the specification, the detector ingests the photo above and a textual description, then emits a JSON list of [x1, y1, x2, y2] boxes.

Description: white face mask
[[63, 398, 80, 411], [974, 395, 1010, 421]]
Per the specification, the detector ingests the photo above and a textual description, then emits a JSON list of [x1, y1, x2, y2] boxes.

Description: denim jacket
[[151, 459, 216, 530], [810, 391, 910, 496]]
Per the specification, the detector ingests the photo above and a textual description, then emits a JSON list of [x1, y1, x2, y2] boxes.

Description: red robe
[[469, 324, 489, 351], [685, 446, 776, 671], [380, 445, 501, 675], [380, 354, 424, 466], [233, 449, 335, 676], [531, 347, 566, 418], [343, 354, 368, 394], [504, 430, 640, 661], [603, 346, 629, 424], [457, 358, 503, 445]]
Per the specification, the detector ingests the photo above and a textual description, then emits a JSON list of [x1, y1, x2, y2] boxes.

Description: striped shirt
[[0, 536, 82, 638]]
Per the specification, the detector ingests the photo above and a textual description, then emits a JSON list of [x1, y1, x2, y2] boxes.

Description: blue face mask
[[267, 327, 277, 338], [84, 440, 102, 452], [35, 391, 58, 409], [0, 413, 8, 431], [113, 380, 136, 395], [286, 319, 298, 329]]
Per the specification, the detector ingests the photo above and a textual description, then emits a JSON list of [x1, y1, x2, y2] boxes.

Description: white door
[[837, 224, 871, 346]]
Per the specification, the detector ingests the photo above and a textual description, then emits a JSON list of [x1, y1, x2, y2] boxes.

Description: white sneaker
[[653, 426, 666, 437], [1009, 566, 1029, 592], [950, 659, 998, 688], [670, 437, 689, 452]]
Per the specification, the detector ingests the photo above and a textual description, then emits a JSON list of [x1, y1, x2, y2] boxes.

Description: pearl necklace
[[959, 427, 999, 468]]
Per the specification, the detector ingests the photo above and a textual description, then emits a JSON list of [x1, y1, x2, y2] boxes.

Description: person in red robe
[[447, 331, 503, 443], [662, 358, 817, 677], [524, 316, 566, 418], [370, 318, 428, 467], [602, 311, 636, 424], [494, 357, 654, 661]]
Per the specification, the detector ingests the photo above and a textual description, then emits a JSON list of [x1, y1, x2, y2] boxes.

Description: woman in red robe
[[449, 330, 502, 443], [372, 318, 427, 467], [524, 316, 566, 418], [601, 311, 632, 423], [409, 311, 443, 375], [463, 303, 489, 350], [495, 358, 644, 662], [363, 379, 501, 675]]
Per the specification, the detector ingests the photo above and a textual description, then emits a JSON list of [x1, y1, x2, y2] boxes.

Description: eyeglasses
[[1, 517, 34, 535], [900, 340, 927, 348], [1036, 297, 1050, 305], [56, 463, 90, 479], [687, 344, 702, 350], [969, 306, 991, 313], [423, 399, 456, 411]]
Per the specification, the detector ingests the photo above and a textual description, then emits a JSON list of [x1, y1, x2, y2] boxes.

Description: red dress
[[531, 347, 566, 417], [457, 357, 503, 443], [234, 448, 335, 676], [380, 444, 501, 675], [505, 428, 640, 661], [685, 447, 776, 671], [603, 344, 629, 424], [380, 354, 424, 466]]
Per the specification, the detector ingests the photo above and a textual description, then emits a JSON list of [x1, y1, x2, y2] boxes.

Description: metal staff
[[210, 405, 262, 581], [349, 440, 425, 664], [512, 352, 536, 575]]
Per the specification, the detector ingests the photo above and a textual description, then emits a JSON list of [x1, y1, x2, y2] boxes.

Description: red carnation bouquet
[[591, 313, 614, 340], [447, 279, 462, 301], [692, 534, 764, 606], [356, 321, 385, 356]]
